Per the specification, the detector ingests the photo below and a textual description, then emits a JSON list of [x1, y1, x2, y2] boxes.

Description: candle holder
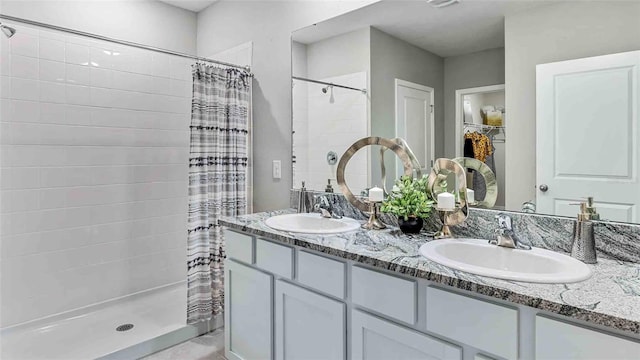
[[362, 201, 386, 230], [434, 207, 459, 239]]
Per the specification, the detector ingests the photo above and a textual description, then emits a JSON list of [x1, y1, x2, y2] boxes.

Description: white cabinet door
[[225, 260, 273, 360], [536, 50, 640, 222], [275, 280, 346, 360], [536, 316, 640, 359], [351, 310, 461, 360]]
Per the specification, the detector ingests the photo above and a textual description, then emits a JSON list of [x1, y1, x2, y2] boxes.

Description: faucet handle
[[495, 214, 513, 230]]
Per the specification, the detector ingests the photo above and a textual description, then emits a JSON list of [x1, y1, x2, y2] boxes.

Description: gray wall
[[369, 27, 444, 186], [196, 1, 375, 212], [305, 27, 370, 80], [504, 1, 640, 210], [0, 0, 197, 54], [443, 47, 505, 158]]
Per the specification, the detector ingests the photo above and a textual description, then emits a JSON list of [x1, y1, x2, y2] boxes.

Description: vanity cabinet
[[223, 228, 640, 360], [275, 280, 346, 360], [351, 310, 461, 360]]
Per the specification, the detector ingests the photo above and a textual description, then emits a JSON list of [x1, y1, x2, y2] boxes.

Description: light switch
[[272, 160, 281, 179]]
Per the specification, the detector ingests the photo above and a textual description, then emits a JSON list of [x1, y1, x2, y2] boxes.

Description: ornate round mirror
[[337, 137, 413, 212], [452, 157, 497, 209]]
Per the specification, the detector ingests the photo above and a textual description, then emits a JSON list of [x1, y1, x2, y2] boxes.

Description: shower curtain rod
[[0, 14, 251, 72], [292, 76, 367, 94]]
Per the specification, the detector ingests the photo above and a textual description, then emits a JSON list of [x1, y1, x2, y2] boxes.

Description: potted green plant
[[380, 175, 435, 234]]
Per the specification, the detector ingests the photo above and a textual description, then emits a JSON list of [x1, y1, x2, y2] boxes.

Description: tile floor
[[143, 328, 225, 360]]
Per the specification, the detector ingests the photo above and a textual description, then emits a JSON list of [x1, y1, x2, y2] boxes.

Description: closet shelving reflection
[[463, 123, 506, 143]]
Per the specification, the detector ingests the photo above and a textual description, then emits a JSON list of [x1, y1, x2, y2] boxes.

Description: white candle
[[466, 189, 475, 204], [369, 187, 384, 202], [437, 192, 455, 210]]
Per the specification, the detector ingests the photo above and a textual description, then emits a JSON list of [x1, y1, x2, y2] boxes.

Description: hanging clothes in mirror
[[464, 131, 496, 200], [464, 131, 492, 162]]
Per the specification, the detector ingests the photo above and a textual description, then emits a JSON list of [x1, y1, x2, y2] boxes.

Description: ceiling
[[158, 0, 217, 12], [292, 0, 550, 58]]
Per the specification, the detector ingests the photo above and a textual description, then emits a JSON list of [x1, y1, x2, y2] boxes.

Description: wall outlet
[[272, 160, 281, 179]]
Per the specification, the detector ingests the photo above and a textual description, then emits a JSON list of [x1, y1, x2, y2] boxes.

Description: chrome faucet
[[313, 195, 343, 219], [489, 214, 531, 250]]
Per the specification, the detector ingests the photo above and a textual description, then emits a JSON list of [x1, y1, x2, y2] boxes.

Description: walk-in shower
[[291, 74, 368, 190], [0, 14, 233, 359]]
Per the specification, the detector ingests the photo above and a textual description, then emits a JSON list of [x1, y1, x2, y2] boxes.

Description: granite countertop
[[220, 209, 640, 336]]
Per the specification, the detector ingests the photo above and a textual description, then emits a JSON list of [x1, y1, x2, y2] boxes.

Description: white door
[[395, 79, 434, 177], [536, 51, 640, 222], [351, 310, 461, 360], [225, 260, 273, 360], [275, 280, 346, 360]]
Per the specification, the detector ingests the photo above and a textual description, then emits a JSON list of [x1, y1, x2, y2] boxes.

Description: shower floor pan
[[0, 281, 215, 359]]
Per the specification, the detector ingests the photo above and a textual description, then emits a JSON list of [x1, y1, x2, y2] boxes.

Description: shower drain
[[115, 324, 134, 332]]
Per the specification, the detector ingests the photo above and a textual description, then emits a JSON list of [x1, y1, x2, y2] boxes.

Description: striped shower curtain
[[187, 64, 252, 324]]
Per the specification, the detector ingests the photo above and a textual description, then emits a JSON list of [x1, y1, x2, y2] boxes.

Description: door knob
[[539, 184, 549, 192]]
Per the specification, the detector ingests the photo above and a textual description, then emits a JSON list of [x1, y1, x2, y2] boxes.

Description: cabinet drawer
[[297, 251, 346, 299], [256, 238, 294, 279], [352, 266, 417, 324], [351, 310, 461, 360], [536, 316, 640, 359], [225, 229, 253, 263], [426, 286, 518, 359]]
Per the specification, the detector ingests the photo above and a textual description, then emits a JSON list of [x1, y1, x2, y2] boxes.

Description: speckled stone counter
[[220, 209, 640, 336]]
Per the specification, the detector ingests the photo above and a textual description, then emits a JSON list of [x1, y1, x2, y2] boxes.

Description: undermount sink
[[264, 213, 361, 234], [419, 238, 592, 284]]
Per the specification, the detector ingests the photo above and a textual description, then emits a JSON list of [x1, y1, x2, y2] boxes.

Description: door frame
[[394, 79, 435, 173], [454, 84, 505, 157]]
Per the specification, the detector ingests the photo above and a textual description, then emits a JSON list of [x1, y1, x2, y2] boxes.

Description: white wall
[[0, 0, 197, 54], [0, 21, 192, 326], [197, 0, 378, 211], [305, 27, 370, 80], [504, 1, 640, 210]]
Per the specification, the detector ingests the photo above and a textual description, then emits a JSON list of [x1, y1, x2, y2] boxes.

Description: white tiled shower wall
[[0, 23, 192, 327], [293, 72, 368, 192]]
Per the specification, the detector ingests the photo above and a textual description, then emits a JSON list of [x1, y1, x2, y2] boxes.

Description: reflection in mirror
[[291, 0, 640, 224], [455, 85, 506, 208], [292, 27, 371, 194], [292, 76, 368, 193]]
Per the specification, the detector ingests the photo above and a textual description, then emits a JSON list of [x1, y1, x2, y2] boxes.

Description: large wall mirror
[[291, 0, 640, 224]]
